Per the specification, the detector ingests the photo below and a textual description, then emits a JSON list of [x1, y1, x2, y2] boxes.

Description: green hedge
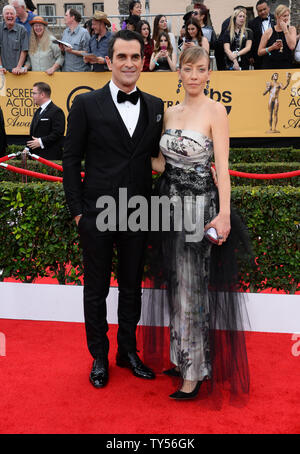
[[229, 148, 300, 164], [0, 182, 299, 293]]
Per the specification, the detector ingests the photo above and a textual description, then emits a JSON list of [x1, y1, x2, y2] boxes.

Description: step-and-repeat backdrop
[[0, 69, 299, 138]]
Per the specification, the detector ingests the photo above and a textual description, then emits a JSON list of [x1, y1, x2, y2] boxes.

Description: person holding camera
[[149, 31, 177, 72]]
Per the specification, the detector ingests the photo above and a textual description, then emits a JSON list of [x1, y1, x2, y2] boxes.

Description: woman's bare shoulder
[[206, 97, 227, 116], [164, 103, 183, 119]]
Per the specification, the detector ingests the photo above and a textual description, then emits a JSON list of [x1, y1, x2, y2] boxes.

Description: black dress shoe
[[169, 381, 202, 400], [116, 351, 155, 379], [163, 367, 181, 377], [89, 357, 109, 388]]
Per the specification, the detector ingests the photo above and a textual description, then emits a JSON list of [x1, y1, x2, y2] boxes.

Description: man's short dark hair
[[68, 8, 81, 23], [256, 0, 269, 8], [33, 82, 51, 97], [108, 30, 144, 60]]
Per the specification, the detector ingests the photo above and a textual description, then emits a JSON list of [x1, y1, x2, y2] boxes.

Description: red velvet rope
[[31, 155, 85, 178], [0, 163, 63, 182], [1, 153, 299, 181], [228, 169, 300, 179], [0, 154, 17, 164]]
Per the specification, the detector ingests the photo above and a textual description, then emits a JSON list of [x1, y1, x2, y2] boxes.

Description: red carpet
[[0, 319, 299, 434]]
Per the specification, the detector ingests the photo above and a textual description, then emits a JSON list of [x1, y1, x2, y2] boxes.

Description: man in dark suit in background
[[248, 0, 275, 69], [0, 105, 7, 157], [27, 82, 65, 160], [63, 30, 164, 389]]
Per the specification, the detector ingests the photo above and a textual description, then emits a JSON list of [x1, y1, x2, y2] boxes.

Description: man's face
[[64, 10, 73, 27], [32, 87, 45, 106], [92, 19, 102, 35], [257, 2, 270, 20], [4, 8, 16, 27], [106, 38, 144, 92], [11, 1, 24, 18]]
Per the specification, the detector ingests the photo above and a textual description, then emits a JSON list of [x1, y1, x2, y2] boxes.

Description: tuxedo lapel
[[129, 89, 155, 157], [94, 83, 133, 155], [31, 107, 41, 135]]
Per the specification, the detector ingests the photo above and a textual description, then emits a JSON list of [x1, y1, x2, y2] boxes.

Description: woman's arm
[[149, 52, 158, 71], [224, 42, 236, 62], [206, 102, 231, 244], [167, 52, 177, 71], [201, 36, 210, 54], [281, 24, 297, 50], [258, 28, 281, 56], [237, 39, 252, 56]]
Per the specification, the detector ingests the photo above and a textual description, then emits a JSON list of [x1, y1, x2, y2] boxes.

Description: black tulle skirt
[[138, 165, 253, 404]]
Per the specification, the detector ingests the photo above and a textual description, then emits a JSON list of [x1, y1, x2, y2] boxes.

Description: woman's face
[[277, 10, 290, 24], [235, 12, 246, 27], [131, 2, 142, 16], [179, 56, 211, 95], [140, 24, 149, 39], [159, 35, 168, 49], [187, 24, 198, 38], [33, 23, 45, 38], [158, 16, 168, 30]]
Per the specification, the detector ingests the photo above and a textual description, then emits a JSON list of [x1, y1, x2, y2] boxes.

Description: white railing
[[38, 12, 185, 38]]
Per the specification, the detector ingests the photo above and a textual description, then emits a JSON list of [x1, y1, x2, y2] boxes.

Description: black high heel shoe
[[169, 381, 202, 400]]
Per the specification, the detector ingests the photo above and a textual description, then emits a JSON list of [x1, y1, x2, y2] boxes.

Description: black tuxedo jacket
[[29, 101, 65, 160], [248, 14, 275, 67], [63, 82, 164, 218], [0, 106, 7, 157]]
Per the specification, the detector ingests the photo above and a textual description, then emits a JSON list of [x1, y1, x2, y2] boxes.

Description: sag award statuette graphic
[[263, 72, 291, 133]]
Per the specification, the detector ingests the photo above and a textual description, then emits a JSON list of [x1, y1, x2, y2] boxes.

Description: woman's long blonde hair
[[228, 8, 248, 48], [29, 25, 53, 54]]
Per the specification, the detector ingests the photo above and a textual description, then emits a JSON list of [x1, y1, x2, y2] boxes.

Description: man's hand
[[27, 137, 41, 149], [211, 166, 218, 187], [45, 67, 55, 75], [12, 66, 25, 75], [74, 215, 82, 226], [0, 67, 7, 74]]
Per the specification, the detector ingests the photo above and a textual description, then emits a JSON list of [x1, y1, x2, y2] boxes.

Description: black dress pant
[[78, 214, 147, 359]]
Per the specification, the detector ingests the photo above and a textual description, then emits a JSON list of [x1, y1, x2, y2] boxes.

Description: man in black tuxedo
[[248, 0, 275, 69], [63, 30, 164, 388], [27, 82, 65, 160], [0, 106, 7, 157]]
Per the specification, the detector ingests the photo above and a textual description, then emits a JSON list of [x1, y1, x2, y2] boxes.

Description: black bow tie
[[117, 90, 139, 105], [262, 17, 269, 22]]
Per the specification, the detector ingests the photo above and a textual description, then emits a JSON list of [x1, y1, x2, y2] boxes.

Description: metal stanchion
[[21, 147, 29, 183]]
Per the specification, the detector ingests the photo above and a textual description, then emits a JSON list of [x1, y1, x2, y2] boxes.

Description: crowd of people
[[0, 0, 299, 76]]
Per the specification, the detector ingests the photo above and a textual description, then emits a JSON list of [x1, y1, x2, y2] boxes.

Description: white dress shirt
[[261, 16, 271, 34], [109, 79, 140, 137]]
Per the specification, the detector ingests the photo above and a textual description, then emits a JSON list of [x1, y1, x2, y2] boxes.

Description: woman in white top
[[24, 16, 64, 75], [153, 15, 177, 55]]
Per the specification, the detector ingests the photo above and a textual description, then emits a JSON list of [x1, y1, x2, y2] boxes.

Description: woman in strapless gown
[[141, 47, 251, 402]]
